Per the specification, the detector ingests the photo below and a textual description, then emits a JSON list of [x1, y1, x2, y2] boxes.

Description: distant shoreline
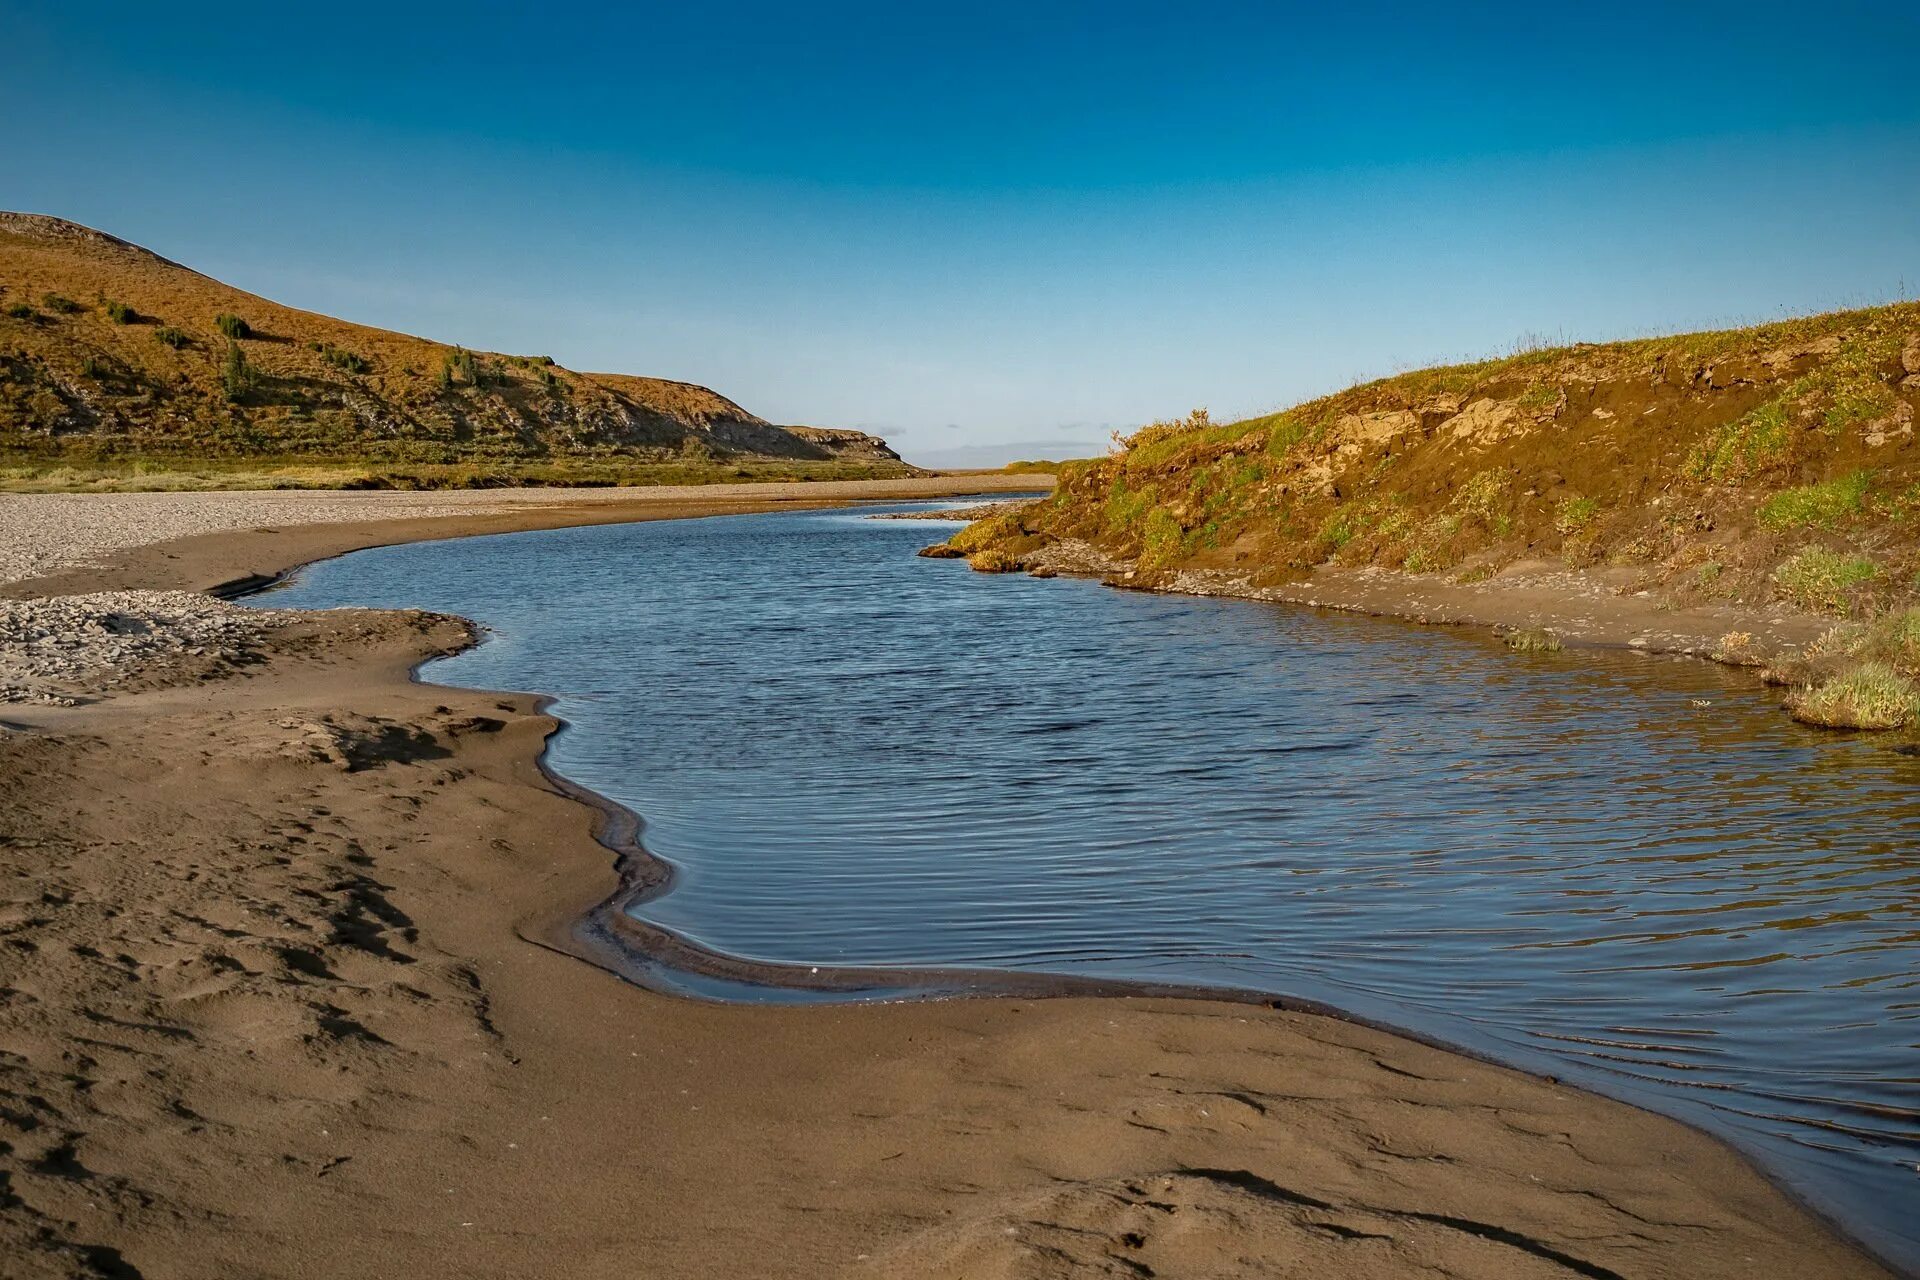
[[0, 472, 1055, 598]]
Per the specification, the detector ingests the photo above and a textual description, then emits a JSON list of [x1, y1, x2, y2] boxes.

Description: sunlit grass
[[1757, 472, 1872, 530], [0, 457, 917, 493], [1773, 547, 1877, 613], [1787, 662, 1920, 730]]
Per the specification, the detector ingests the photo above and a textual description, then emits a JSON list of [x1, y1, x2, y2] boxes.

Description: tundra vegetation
[[1504, 627, 1563, 653], [0, 212, 913, 488], [943, 302, 1920, 732]]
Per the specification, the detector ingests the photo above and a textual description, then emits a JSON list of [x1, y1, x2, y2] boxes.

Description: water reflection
[[270, 501, 1920, 1270]]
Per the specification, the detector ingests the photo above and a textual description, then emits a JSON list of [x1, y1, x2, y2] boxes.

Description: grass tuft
[[1504, 626, 1562, 653], [1555, 496, 1600, 534], [965, 548, 1022, 573], [1869, 608, 1920, 673], [1757, 472, 1872, 530], [1773, 547, 1877, 614], [306, 341, 371, 374], [1712, 631, 1765, 666], [1688, 401, 1792, 482], [947, 511, 1024, 555], [441, 347, 480, 388], [1786, 662, 1920, 730]]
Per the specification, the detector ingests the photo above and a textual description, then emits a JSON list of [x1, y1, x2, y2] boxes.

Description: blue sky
[[6, 1, 1919, 464]]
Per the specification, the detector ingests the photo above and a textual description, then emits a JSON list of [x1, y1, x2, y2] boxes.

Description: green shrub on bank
[[152, 326, 190, 349], [4, 302, 35, 320], [1137, 507, 1185, 571], [1262, 412, 1316, 456], [1758, 472, 1872, 530], [1401, 513, 1462, 572], [104, 300, 136, 324], [1316, 504, 1371, 553], [221, 341, 255, 401], [1517, 382, 1558, 410], [1818, 335, 1901, 431], [1555, 496, 1600, 534], [304, 340, 371, 374], [441, 347, 479, 388], [215, 312, 252, 339], [1688, 401, 1791, 482], [41, 293, 81, 314], [323, 346, 369, 374], [1773, 547, 1877, 613]]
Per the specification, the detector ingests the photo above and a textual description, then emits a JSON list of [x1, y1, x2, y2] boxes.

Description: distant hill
[[901, 439, 1101, 471], [0, 213, 906, 483]]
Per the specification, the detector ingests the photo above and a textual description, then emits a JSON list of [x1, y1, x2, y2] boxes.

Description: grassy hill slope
[[945, 302, 1920, 729], [0, 213, 908, 488]]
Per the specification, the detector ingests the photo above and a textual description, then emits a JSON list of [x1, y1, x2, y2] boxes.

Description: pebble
[[0, 590, 282, 703], [0, 491, 539, 587]]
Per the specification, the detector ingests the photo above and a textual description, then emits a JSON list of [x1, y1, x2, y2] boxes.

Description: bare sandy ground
[[0, 474, 1051, 597], [0, 487, 1894, 1279]]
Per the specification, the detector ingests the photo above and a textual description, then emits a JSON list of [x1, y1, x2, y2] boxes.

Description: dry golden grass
[[0, 213, 907, 483], [1787, 663, 1920, 730], [954, 300, 1920, 641], [965, 548, 1022, 573]]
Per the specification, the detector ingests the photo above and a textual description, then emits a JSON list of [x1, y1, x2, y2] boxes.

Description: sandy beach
[[0, 483, 1896, 1279]]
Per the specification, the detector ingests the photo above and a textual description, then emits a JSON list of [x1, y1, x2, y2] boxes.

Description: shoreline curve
[[274, 511, 1912, 1279], [6, 480, 1903, 1277]]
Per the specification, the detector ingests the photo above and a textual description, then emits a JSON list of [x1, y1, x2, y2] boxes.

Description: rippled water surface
[[271, 501, 1920, 1268]]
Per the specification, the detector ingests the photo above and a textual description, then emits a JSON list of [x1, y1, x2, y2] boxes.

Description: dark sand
[[0, 483, 1894, 1279]]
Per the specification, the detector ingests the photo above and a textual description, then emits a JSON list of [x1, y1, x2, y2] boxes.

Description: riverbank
[[1022, 535, 1837, 656], [945, 306, 1920, 732], [944, 528, 1920, 744], [0, 491, 1896, 1278], [0, 474, 1053, 597]]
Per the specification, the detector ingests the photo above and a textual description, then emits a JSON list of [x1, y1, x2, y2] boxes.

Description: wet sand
[[0, 485, 1896, 1279]]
